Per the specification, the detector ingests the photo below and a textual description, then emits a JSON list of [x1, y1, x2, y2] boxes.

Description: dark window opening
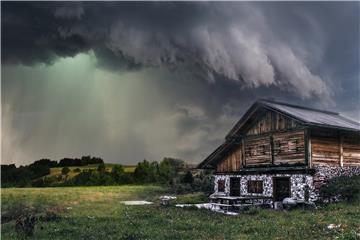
[[247, 180, 263, 194], [218, 180, 225, 192]]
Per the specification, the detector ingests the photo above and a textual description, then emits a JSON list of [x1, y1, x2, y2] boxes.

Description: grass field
[[48, 164, 136, 179], [2, 186, 360, 240]]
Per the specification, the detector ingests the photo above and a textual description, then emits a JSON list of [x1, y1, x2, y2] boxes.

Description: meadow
[[2, 185, 360, 240]]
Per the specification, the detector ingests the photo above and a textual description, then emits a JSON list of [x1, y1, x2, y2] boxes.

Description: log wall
[[216, 146, 242, 172], [216, 130, 307, 171], [246, 111, 299, 135], [311, 137, 340, 166], [343, 135, 360, 167], [244, 136, 272, 166], [273, 131, 305, 165], [311, 132, 360, 167]]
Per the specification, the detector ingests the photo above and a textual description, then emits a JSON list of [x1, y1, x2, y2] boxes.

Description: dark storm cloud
[[4, 2, 358, 100], [2, 2, 359, 165]]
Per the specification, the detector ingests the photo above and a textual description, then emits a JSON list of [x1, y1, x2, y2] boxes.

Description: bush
[[181, 171, 194, 184], [97, 163, 106, 173], [73, 168, 81, 173], [133, 160, 159, 183], [32, 175, 58, 187], [320, 175, 360, 203], [61, 167, 70, 176]]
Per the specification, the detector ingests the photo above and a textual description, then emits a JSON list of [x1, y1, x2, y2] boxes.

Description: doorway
[[230, 177, 241, 196], [273, 177, 291, 201]]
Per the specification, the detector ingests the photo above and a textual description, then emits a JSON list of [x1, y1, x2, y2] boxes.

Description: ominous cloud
[[2, 2, 359, 165]]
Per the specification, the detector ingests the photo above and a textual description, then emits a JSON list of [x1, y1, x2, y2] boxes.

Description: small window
[[217, 180, 225, 192], [247, 180, 263, 194]]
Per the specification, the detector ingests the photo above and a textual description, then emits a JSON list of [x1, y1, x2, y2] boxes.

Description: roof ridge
[[258, 98, 339, 115]]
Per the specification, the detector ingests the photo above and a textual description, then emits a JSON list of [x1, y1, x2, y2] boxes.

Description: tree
[[31, 159, 58, 168], [161, 157, 185, 170], [182, 171, 194, 184], [16, 167, 34, 187], [158, 159, 176, 183], [111, 165, 125, 183], [61, 167, 70, 176], [134, 160, 154, 183], [97, 163, 106, 173], [29, 164, 50, 179], [81, 155, 92, 165]]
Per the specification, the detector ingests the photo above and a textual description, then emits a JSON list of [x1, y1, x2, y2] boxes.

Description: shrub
[[133, 160, 159, 183], [181, 171, 194, 184], [97, 163, 106, 173], [319, 175, 360, 203], [32, 176, 58, 187], [61, 167, 70, 176], [73, 168, 81, 173], [111, 165, 127, 184]]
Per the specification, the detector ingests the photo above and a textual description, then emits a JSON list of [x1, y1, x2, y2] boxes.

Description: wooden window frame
[[247, 180, 263, 194]]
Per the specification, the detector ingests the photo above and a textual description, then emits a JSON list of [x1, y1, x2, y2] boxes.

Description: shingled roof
[[198, 99, 360, 169]]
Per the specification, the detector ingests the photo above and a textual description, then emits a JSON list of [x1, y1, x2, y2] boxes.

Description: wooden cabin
[[198, 100, 360, 206]]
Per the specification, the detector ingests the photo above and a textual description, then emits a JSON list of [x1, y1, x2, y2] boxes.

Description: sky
[[2, 2, 360, 166]]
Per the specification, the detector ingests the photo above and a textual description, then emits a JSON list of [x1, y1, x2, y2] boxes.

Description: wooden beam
[[340, 133, 344, 167], [308, 137, 312, 168], [270, 135, 275, 165], [242, 138, 246, 167], [304, 128, 310, 168]]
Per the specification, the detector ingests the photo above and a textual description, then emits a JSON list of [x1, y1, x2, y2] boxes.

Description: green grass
[[2, 186, 360, 240]]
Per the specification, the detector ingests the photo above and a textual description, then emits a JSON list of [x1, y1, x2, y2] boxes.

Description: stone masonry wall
[[213, 166, 360, 203], [313, 166, 360, 191], [213, 173, 317, 202]]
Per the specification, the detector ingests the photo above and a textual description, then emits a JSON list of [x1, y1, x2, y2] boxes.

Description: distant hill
[[1, 156, 202, 188], [1, 156, 135, 187], [47, 164, 135, 180]]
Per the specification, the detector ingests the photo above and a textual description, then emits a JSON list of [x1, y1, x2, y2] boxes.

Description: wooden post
[[270, 135, 274, 165], [305, 129, 312, 168], [339, 134, 344, 167], [242, 138, 246, 167], [308, 137, 312, 168]]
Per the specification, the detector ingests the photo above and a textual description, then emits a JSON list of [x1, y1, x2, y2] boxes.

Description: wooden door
[[230, 177, 241, 196], [273, 177, 291, 201]]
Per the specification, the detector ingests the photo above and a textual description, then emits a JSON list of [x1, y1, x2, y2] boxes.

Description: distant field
[[2, 186, 360, 240], [48, 164, 136, 179]]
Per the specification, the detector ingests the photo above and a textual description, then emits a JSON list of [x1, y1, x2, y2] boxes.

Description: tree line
[[1, 156, 104, 187], [1, 157, 213, 194]]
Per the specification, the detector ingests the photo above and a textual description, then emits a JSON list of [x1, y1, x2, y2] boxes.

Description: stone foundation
[[213, 173, 316, 203], [213, 166, 360, 204]]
